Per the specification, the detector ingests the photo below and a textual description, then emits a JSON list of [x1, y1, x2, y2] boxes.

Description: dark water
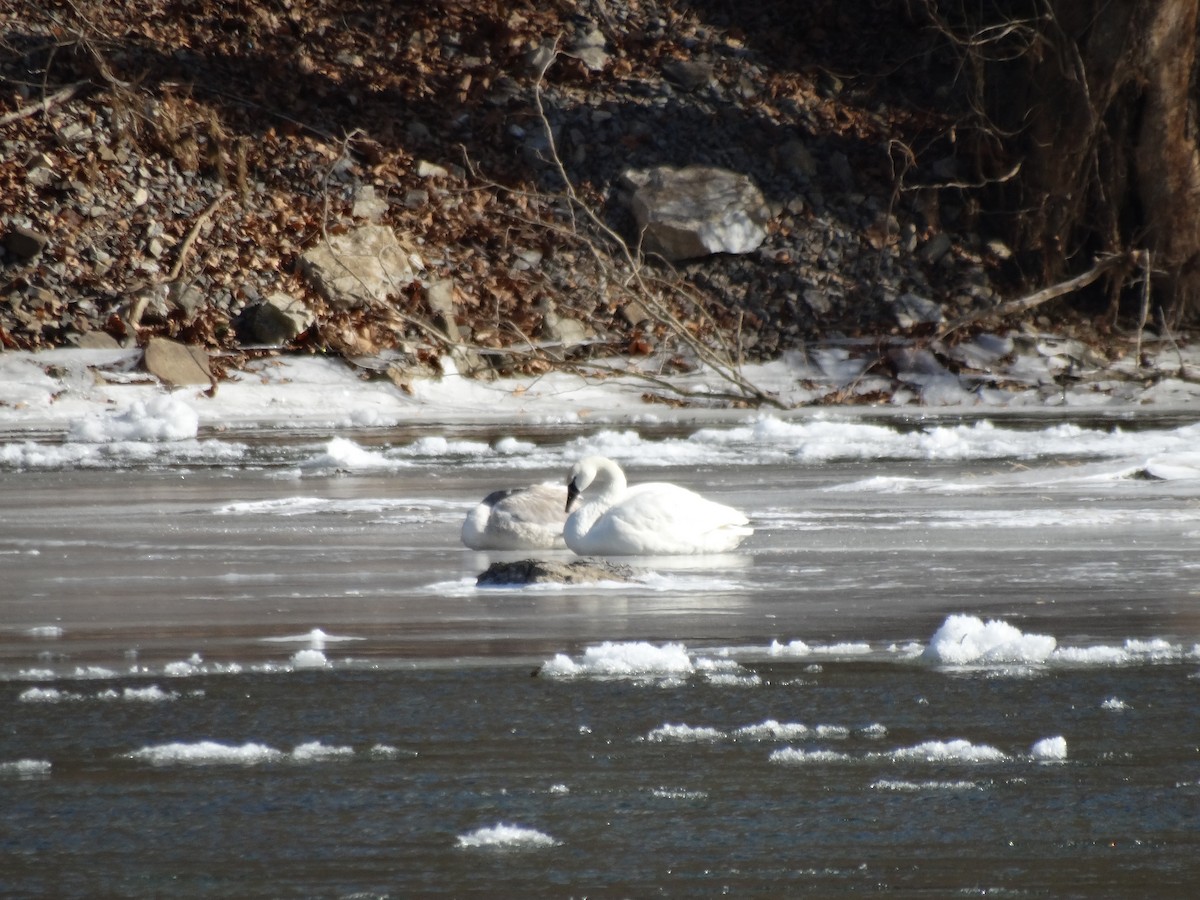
[[2, 442, 1200, 897], [4, 663, 1199, 897]]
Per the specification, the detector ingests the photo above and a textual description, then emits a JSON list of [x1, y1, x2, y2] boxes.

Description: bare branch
[[0, 81, 88, 126], [937, 251, 1136, 337]]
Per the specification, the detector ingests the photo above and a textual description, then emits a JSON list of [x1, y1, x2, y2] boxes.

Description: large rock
[[143, 336, 212, 386], [477, 558, 642, 586], [299, 225, 420, 309], [234, 293, 313, 346], [623, 165, 769, 261]]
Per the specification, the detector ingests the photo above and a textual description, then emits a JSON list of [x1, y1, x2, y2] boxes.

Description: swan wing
[[461, 484, 569, 550], [589, 483, 751, 555]]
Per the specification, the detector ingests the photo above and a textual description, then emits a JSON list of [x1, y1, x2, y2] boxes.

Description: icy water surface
[[2, 414, 1200, 897]]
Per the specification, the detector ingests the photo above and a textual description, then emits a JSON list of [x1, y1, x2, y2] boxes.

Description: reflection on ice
[[261, 628, 363, 647]]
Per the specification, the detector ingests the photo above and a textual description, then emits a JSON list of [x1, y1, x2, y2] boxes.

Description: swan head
[[565, 456, 622, 511]]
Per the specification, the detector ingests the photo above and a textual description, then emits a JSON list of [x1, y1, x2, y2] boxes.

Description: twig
[[167, 190, 233, 283], [937, 251, 1134, 337]]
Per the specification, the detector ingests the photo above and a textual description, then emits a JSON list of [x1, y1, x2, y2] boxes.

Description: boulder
[[4, 225, 49, 260], [299, 225, 420, 309], [143, 336, 212, 386], [623, 165, 768, 261], [477, 558, 642, 586], [234, 293, 313, 346]]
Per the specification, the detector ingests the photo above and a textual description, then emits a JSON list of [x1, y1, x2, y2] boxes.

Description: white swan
[[461, 483, 572, 550], [564, 456, 753, 556]]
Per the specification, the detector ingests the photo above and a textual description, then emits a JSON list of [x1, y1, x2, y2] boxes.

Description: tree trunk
[[939, 0, 1200, 324], [1134, 1, 1200, 324]]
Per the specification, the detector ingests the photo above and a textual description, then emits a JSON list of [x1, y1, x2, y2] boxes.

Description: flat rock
[[143, 336, 212, 386], [477, 558, 642, 586]]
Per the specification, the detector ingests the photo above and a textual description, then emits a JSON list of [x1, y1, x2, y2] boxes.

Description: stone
[[166, 282, 205, 319], [143, 336, 213, 386], [891, 292, 944, 328], [4, 225, 49, 260], [425, 279, 489, 377], [918, 232, 953, 264], [416, 160, 449, 179], [425, 279, 462, 341], [569, 25, 608, 71], [621, 300, 652, 328], [523, 43, 555, 74], [663, 59, 713, 92], [351, 185, 388, 221], [76, 331, 121, 349], [299, 225, 420, 309], [234, 293, 313, 346], [623, 165, 768, 262], [476, 558, 641, 586]]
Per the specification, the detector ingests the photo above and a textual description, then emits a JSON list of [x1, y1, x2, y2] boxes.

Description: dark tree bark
[[933, 0, 1200, 325]]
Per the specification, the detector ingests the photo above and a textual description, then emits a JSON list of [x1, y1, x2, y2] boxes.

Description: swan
[[461, 483, 573, 550], [564, 456, 753, 556]]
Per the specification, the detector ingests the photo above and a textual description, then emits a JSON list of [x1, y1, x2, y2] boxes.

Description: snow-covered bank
[[3, 333, 1200, 443], [5, 341, 1200, 476]]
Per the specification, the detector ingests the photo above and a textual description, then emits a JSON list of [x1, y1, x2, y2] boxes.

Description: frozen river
[[3, 412, 1200, 896]]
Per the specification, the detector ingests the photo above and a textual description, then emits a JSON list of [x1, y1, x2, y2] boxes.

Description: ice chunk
[[456, 824, 560, 850], [923, 614, 1056, 665], [1031, 736, 1067, 761], [540, 641, 694, 678], [290, 649, 329, 669], [888, 739, 1009, 763], [645, 723, 725, 743]]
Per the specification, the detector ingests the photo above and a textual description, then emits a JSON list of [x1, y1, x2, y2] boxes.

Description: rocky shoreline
[[2, 2, 1196, 408]]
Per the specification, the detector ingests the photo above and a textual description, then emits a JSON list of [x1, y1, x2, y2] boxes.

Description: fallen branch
[[0, 82, 88, 126], [167, 190, 233, 283], [937, 251, 1136, 338]]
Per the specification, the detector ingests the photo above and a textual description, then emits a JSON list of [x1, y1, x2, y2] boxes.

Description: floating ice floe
[[922, 615, 1057, 666], [644, 719, 862, 745], [456, 823, 560, 850], [128, 740, 354, 766], [888, 739, 1010, 763], [1030, 736, 1068, 761], [870, 779, 983, 792], [768, 748, 853, 764], [290, 649, 329, 669], [920, 615, 1195, 668], [0, 759, 52, 778], [19, 685, 181, 703], [540, 641, 694, 679], [645, 724, 725, 743], [539, 641, 757, 686]]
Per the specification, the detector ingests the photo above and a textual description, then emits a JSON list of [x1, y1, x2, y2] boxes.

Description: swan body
[[564, 456, 752, 556], [461, 483, 571, 550]]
